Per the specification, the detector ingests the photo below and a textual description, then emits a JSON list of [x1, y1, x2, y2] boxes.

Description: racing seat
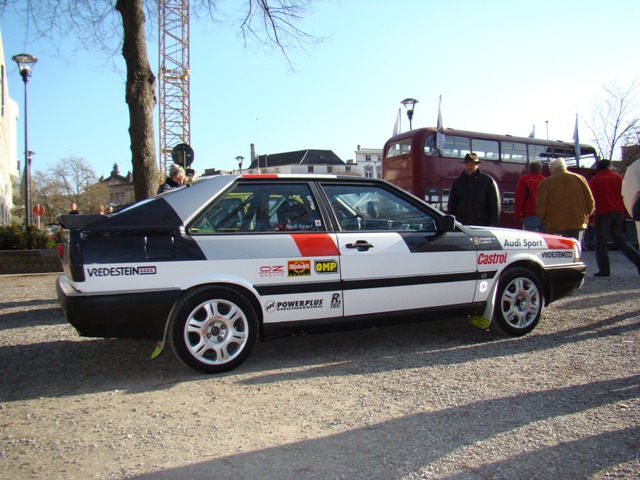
[[276, 201, 309, 230]]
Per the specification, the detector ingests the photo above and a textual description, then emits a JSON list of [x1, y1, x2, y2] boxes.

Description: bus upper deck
[[382, 127, 598, 228]]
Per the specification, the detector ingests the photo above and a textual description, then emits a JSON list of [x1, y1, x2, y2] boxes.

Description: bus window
[[502, 192, 515, 214], [553, 146, 579, 166], [385, 139, 412, 158], [424, 134, 437, 155], [440, 136, 470, 158], [501, 142, 527, 163], [472, 139, 500, 161], [529, 144, 553, 163]]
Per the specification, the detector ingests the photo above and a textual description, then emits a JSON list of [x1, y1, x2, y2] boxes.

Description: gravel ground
[[1, 250, 639, 480]]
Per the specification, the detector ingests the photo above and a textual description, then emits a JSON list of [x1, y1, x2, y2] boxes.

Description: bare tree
[[586, 78, 640, 167], [31, 170, 65, 223], [28, 158, 111, 221], [49, 156, 97, 199], [1, 0, 321, 201]]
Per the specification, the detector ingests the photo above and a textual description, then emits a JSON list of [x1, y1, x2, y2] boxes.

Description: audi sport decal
[[291, 233, 339, 257], [288, 260, 311, 277], [86, 266, 157, 277], [502, 238, 544, 249]]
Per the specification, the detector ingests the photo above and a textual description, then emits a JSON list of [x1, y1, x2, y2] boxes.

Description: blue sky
[[2, 0, 639, 179]]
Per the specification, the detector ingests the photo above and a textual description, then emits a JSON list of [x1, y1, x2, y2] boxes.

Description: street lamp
[[236, 155, 244, 174], [13, 53, 38, 228], [401, 98, 418, 131]]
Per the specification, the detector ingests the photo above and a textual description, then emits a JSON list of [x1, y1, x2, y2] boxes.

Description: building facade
[[248, 149, 352, 175], [352, 145, 382, 179], [99, 163, 135, 209], [0, 32, 20, 225]]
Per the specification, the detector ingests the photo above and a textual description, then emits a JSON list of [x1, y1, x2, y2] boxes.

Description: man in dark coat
[[157, 164, 186, 195], [448, 153, 500, 226]]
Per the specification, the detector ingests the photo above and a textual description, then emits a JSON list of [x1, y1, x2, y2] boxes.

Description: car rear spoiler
[[59, 214, 107, 230]]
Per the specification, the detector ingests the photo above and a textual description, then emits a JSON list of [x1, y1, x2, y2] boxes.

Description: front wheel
[[168, 286, 258, 373], [491, 267, 543, 336]]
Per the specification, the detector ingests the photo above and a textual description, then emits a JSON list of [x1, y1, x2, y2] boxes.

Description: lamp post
[[545, 120, 549, 140], [12, 53, 38, 228], [401, 98, 418, 131], [235, 155, 244, 174]]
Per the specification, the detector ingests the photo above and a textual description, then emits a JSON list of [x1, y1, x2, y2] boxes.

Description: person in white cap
[[536, 157, 594, 243], [157, 164, 186, 195]]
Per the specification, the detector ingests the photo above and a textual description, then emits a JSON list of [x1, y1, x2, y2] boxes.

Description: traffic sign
[[171, 143, 194, 167], [33, 204, 45, 217]]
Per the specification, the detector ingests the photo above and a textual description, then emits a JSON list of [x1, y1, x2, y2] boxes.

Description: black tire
[[168, 286, 258, 373], [491, 267, 544, 336]]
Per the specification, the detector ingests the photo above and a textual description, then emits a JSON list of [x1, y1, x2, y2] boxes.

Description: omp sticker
[[314, 260, 339, 274]]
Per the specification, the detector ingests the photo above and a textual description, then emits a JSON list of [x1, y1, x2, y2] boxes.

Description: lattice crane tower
[[158, 0, 191, 175]]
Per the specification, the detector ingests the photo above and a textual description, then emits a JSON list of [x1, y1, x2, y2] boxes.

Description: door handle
[[345, 240, 375, 251]]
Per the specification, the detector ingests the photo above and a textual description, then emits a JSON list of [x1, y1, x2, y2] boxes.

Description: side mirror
[[438, 214, 456, 232]]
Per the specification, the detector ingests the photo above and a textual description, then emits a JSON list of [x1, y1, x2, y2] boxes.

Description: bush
[[0, 225, 57, 250]]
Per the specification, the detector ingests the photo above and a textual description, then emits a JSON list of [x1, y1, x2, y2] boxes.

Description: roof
[[99, 163, 133, 184], [249, 149, 345, 169]]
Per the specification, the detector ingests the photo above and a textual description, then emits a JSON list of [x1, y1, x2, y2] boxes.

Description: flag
[[573, 114, 581, 161], [392, 108, 401, 136], [436, 95, 445, 150], [528, 125, 535, 138]]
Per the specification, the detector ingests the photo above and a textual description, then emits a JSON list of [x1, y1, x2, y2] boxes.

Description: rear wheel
[[168, 286, 258, 373], [491, 267, 543, 336]]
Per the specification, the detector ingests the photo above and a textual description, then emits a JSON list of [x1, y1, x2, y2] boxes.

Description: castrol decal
[[477, 252, 507, 265]]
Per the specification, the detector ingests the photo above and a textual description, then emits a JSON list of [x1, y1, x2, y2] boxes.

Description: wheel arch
[[479, 259, 548, 324], [180, 281, 265, 331], [155, 281, 265, 359], [504, 259, 549, 306]]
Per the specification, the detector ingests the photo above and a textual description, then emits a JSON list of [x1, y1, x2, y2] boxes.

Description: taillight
[[57, 243, 63, 258]]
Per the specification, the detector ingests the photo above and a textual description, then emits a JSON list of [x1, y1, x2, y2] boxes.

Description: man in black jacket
[[448, 153, 500, 226], [157, 164, 186, 195]]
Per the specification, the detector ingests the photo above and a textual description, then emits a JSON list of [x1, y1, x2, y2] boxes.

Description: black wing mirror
[[437, 214, 456, 232]]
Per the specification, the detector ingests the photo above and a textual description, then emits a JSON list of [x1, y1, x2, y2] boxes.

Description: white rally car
[[56, 174, 585, 373]]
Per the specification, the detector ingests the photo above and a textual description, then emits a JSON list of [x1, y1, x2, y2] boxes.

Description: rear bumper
[[56, 275, 181, 340], [544, 263, 586, 304]]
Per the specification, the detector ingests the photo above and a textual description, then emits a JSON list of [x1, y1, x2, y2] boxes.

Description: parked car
[[56, 174, 585, 373], [44, 223, 61, 241]]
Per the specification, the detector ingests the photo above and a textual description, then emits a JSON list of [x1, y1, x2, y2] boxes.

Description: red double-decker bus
[[382, 127, 598, 228]]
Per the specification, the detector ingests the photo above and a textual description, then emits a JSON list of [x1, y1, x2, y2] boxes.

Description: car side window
[[321, 183, 437, 232], [189, 182, 324, 234]]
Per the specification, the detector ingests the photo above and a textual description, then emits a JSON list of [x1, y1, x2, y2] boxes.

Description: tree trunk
[[115, 0, 158, 201]]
